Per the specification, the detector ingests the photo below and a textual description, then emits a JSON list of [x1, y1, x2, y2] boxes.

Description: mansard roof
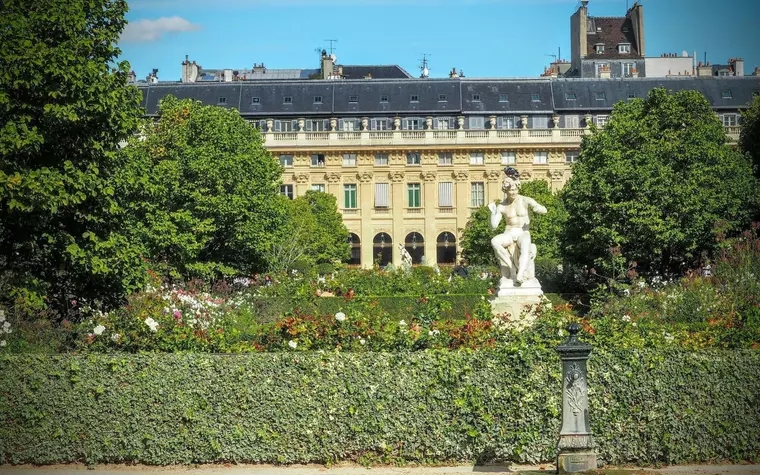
[[137, 76, 760, 116]]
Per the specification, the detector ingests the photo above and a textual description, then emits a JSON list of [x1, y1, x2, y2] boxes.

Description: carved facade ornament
[[548, 150, 564, 163], [421, 171, 437, 182], [293, 173, 309, 184], [550, 169, 565, 180], [516, 151, 532, 163], [520, 170, 533, 179], [358, 171, 374, 183], [486, 170, 502, 182], [325, 172, 342, 184], [452, 170, 469, 181], [389, 171, 405, 183]]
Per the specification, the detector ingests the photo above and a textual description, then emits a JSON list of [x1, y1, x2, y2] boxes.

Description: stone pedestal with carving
[[555, 323, 597, 474]]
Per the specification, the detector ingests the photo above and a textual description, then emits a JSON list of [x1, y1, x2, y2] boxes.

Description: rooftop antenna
[[324, 39, 338, 56], [419, 53, 430, 78]]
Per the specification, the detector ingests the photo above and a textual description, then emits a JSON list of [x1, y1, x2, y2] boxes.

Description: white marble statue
[[398, 243, 413, 268], [488, 168, 547, 289]]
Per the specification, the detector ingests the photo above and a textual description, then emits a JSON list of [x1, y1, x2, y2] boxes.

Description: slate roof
[[137, 76, 760, 117], [338, 65, 412, 79], [585, 16, 641, 59]]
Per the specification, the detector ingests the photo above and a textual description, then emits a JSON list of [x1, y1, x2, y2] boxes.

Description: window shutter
[[438, 182, 453, 207], [375, 183, 390, 208]]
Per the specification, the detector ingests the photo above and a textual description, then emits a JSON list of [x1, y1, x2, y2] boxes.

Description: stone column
[[555, 322, 597, 474]]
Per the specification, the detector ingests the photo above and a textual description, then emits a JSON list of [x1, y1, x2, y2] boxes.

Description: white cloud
[[121, 16, 201, 42]]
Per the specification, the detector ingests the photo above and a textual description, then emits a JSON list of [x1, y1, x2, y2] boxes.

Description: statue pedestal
[[489, 283, 544, 329]]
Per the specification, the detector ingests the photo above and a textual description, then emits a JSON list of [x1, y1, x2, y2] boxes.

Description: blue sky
[[119, 0, 759, 80]]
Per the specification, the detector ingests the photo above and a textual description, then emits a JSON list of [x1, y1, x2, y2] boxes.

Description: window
[[370, 118, 390, 130], [375, 183, 390, 208], [595, 44, 605, 54], [627, 92, 636, 100], [595, 92, 606, 101], [618, 43, 631, 54], [468, 116, 485, 129], [252, 97, 261, 104], [438, 94, 448, 102], [497, 116, 517, 129], [344, 184, 357, 209], [501, 151, 516, 165], [499, 93, 509, 102], [279, 154, 293, 167], [310, 154, 326, 167], [339, 118, 360, 131], [314, 96, 323, 104], [623, 62, 635, 77], [595, 115, 609, 127], [721, 114, 738, 127], [311, 184, 326, 192], [595, 63, 608, 77], [565, 151, 580, 163], [283, 96, 292, 104], [439, 182, 454, 207], [342, 153, 357, 167], [349, 95, 359, 103], [274, 120, 296, 132], [434, 117, 455, 130], [471, 182, 485, 207], [565, 92, 577, 101], [407, 152, 421, 165], [380, 95, 389, 103], [718, 70, 730, 77], [533, 151, 548, 165], [722, 90, 733, 99], [565, 115, 580, 128], [470, 152, 484, 165], [218, 97, 227, 104], [438, 152, 453, 165], [403, 118, 423, 130], [531, 93, 541, 102], [410, 95, 419, 102], [531, 116, 549, 129], [305, 119, 328, 131], [280, 184, 293, 199], [472, 94, 481, 102], [374, 153, 389, 166], [407, 183, 421, 208]]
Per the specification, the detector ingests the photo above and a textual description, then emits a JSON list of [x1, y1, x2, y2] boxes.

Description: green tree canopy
[[561, 87, 759, 276], [0, 0, 145, 313], [739, 94, 760, 179], [459, 179, 565, 266], [116, 96, 288, 281]]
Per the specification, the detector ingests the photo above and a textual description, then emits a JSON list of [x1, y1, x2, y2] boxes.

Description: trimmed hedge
[[1, 348, 759, 466]]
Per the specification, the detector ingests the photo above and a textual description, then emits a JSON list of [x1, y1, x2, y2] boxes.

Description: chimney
[[181, 56, 199, 83], [628, 2, 645, 57], [753, 66, 760, 76], [571, 1, 589, 71], [729, 58, 744, 76], [696, 61, 711, 77], [320, 50, 334, 79], [449, 67, 459, 78]]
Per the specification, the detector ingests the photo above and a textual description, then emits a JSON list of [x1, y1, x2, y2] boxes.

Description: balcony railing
[[261, 126, 742, 148]]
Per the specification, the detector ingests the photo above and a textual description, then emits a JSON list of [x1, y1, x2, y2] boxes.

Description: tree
[[116, 96, 288, 281], [739, 95, 760, 179], [561, 87, 759, 276], [459, 179, 565, 265], [267, 191, 350, 272], [0, 0, 146, 314]]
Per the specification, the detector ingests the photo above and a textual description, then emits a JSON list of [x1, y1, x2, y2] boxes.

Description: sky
[[119, 0, 760, 81]]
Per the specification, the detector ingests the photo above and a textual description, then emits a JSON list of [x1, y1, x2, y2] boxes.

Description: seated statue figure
[[398, 243, 413, 268], [488, 168, 547, 288]]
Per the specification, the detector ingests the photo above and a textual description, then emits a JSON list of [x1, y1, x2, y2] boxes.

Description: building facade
[[137, 76, 758, 268]]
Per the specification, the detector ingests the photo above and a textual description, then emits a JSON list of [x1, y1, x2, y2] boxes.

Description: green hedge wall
[[1, 348, 759, 466]]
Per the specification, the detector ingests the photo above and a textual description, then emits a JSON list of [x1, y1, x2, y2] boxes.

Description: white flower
[[335, 312, 346, 322], [632, 322, 637, 327], [399, 320, 407, 326], [428, 329, 440, 337], [2, 321, 9, 329], [623, 289, 630, 296], [0, 340, 6, 347], [288, 340, 297, 349], [0, 310, 5, 322], [111, 333, 122, 343], [622, 315, 631, 322], [93, 325, 106, 336], [144, 317, 159, 332], [359, 338, 366, 345]]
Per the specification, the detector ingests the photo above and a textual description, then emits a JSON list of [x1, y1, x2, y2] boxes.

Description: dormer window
[[618, 43, 631, 54], [722, 90, 733, 99], [283, 96, 292, 104], [349, 95, 359, 103], [218, 97, 227, 104], [595, 44, 605, 54], [472, 94, 481, 102]]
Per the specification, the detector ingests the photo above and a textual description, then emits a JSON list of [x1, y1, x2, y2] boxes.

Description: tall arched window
[[372, 233, 392, 267], [347, 233, 361, 266], [404, 232, 425, 264], [436, 232, 457, 264]]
